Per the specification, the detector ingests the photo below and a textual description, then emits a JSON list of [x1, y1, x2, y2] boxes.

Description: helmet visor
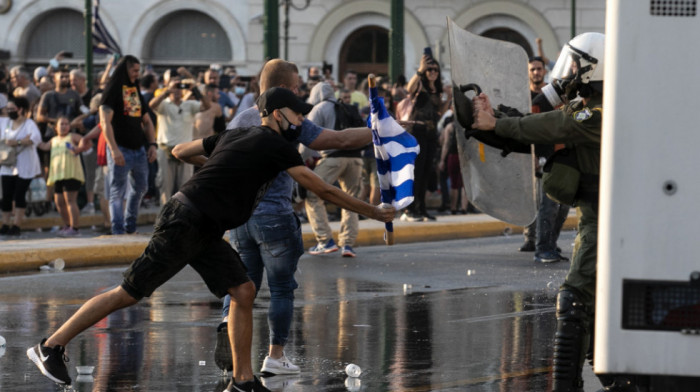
[[550, 43, 598, 82]]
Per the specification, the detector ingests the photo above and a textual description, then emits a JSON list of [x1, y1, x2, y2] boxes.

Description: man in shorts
[[27, 87, 395, 392]]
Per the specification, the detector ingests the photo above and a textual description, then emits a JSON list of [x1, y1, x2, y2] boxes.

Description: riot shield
[[447, 18, 537, 226]]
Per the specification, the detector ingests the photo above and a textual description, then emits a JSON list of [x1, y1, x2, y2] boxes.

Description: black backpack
[[329, 100, 365, 130]]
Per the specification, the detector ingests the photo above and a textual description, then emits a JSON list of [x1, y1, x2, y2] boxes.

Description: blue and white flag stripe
[[369, 86, 419, 210], [93, 0, 122, 55]]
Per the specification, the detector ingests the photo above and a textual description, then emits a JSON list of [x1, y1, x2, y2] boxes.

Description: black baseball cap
[[257, 87, 313, 117]]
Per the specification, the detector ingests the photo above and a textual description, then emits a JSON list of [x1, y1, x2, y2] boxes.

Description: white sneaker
[[261, 354, 300, 375], [81, 202, 95, 215]]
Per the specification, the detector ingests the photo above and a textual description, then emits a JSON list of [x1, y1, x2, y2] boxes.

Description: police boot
[[552, 289, 590, 392]]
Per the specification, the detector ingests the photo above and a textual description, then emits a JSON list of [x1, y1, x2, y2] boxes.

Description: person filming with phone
[[149, 76, 211, 205], [399, 47, 450, 222]]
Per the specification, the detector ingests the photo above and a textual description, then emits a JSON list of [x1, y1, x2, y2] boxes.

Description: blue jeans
[[107, 146, 148, 234], [224, 213, 304, 346]]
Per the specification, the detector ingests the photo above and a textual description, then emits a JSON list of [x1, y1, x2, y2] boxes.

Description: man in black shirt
[[27, 87, 395, 392]]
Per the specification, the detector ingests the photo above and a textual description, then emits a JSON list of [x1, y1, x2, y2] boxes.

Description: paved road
[[0, 232, 602, 391]]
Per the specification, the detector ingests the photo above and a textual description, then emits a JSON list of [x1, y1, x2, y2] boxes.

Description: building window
[[25, 9, 84, 61], [339, 26, 389, 82], [146, 10, 231, 65], [481, 27, 533, 58]]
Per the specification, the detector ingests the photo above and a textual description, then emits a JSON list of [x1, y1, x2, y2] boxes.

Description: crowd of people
[[0, 51, 470, 242], [12, 29, 621, 392]]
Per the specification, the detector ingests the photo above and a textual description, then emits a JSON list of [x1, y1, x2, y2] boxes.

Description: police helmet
[[550, 32, 605, 84]]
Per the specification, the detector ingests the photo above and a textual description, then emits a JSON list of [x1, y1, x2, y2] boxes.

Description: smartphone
[[239, 76, 253, 82], [423, 47, 433, 58], [63, 52, 74, 58], [112, 53, 120, 61]]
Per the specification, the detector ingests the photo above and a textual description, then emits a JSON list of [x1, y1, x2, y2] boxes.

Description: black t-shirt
[[179, 126, 304, 232], [102, 82, 147, 150]]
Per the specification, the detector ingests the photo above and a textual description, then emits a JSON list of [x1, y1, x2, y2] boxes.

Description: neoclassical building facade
[[0, 0, 605, 79]]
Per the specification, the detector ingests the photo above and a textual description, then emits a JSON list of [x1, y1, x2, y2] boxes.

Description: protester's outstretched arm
[[308, 126, 371, 151], [288, 165, 395, 222]]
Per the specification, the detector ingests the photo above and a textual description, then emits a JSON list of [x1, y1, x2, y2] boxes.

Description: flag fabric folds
[[368, 87, 420, 210], [93, 0, 122, 55]]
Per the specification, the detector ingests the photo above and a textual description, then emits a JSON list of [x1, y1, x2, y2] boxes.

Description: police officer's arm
[[307, 126, 371, 151], [287, 165, 395, 222], [473, 93, 600, 145], [172, 139, 208, 167]]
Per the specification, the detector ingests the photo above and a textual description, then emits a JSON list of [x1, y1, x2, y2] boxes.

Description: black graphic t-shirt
[[102, 83, 147, 150]]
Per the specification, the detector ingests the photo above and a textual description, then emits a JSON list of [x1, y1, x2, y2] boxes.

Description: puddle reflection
[[1, 273, 558, 391]]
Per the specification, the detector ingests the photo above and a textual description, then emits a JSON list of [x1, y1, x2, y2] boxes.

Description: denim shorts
[[121, 195, 250, 299]]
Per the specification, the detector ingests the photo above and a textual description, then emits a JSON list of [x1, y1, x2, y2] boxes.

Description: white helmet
[[550, 32, 605, 84]]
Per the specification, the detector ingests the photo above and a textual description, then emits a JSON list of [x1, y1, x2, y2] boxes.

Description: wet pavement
[[0, 233, 601, 391]]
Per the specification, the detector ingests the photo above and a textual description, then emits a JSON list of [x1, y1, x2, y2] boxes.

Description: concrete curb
[[1, 214, 578, 274]]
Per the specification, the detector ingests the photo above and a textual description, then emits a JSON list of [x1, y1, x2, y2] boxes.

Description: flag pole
[[84, 0, 93, 91], [368, 73, 395, 245]]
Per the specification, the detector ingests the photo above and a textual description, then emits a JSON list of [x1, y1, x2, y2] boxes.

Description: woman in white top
[[0, 97, 42, 236]]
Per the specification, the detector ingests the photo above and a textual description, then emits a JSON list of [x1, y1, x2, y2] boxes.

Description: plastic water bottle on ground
[[345, 363, 361, 377]]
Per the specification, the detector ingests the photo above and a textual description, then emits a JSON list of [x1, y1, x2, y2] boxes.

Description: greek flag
[[93, 0, 121, 55], [368, 86, 420, 210]]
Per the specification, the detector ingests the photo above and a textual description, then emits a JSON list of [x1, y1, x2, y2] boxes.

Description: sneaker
[[81, 202, 95, 215], [7, 225, 20, 236], [261, 354, 300, 375], [534, 250, 561, 263], [308, 239, 338, 255], [59, 227, 79, 237], [341, 246, 356, 258], [422, 212, 437, 221], [519, 241, 536, 252], [26, 339, 72, 385], [0, 224, 8, 235], [214, 322, 233, 371], [400, 211, 423, 222], [92, 225, 111, 234], [225, 376, 271, 392]]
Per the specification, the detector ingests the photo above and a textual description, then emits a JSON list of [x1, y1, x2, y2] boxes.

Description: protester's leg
[[227, 281, 256, 383], [257, 214, 303, 358], [411, 131, 429, 214], [337, 158, 362, 248], [156, 147, 172, 206], [228, 220, 264, 319], [1, 175, 14, 227], [176, 160, 193, 193], [521, 180, 539, 250], [65, 188, 80, 229], [305, 157, 342, 244], [11, 177, 31, 229], [54, 185, 70, 227], [552, 203, 571, 248], [45, 286, 138, 347], [82, 149, 97, 209], [107, 148, 128, 234], [536, 194, 559, 253], [124, 148, 148, 233]]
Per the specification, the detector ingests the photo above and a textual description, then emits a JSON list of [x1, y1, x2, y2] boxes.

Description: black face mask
[[8, 111, 19, 120], [278, 112, 301, 142]]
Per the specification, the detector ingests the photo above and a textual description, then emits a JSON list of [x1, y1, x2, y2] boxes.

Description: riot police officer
[[472, 32, 638, 392]]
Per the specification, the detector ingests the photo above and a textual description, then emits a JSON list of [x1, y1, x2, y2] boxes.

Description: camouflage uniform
[[495, 95, 602, 392]]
